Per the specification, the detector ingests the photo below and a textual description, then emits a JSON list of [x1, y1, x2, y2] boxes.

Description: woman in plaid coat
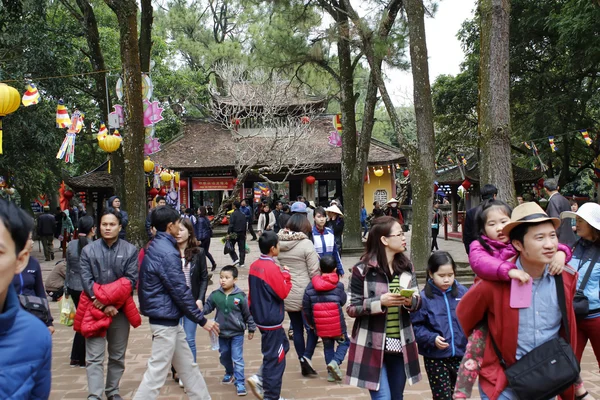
[[345, 216, 422, 399]]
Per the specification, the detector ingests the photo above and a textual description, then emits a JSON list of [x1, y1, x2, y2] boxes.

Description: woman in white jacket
[[277, 213, 320, 377], [257, 204, 276, 235]]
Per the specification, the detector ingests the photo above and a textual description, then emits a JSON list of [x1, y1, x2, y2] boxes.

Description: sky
[[387, 0, 477, 105]]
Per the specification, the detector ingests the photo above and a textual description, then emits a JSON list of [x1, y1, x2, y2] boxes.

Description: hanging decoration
[[548, 136, 557, 152], [531, 142, 548, 172], [143, 99, 164, 127], [179, 179, 188, 189], [0, 83, 20, 155], [305, 175, 316, 185], [142, 73, 153, 100], [21, 83, 40, 107], [365, 166, 370, 184], [301, 116, 310, 124], [97, 129, 122, 173], [144, 157, 155, 173], [56, 99, 71, 128], [446, 155, 453, 164], [115, 77, 124, 100], [581, 130, 592, 146], [328, 131, 342, 147], [333, 114, 342, 132], [387, 165, 391, 173], [374, 167, 384, 177], [108, 104, 124, 128], [461, 155, 467, 166], [461, 179, 472, 190], [403, 169, 410, 177], [160, 170, 173, 182], [522, 142, 532, 150], [97, 122, 108, 140], [149, 187, 158, 197], [56, 109, 84, 163]]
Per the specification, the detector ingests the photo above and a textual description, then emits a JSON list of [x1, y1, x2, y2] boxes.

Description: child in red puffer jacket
[[303, 255, 349, 383]]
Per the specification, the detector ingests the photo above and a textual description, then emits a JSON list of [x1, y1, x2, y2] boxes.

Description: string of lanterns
[[143, 156, 186, 198]]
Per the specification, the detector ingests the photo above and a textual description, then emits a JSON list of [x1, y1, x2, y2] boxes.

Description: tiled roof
[[436, 160, 541, 184], [64, 161, 114, 190]]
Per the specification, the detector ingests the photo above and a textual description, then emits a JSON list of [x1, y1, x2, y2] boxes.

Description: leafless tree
[[209, 64, 323, 225]]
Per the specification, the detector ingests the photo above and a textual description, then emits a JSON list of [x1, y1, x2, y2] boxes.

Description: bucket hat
[[561, 202, 600, 231], [502, 202, 560, 237]]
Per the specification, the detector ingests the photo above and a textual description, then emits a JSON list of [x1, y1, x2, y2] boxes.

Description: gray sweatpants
[[133, 323, 211, 400], [86, 312, 130, 399]]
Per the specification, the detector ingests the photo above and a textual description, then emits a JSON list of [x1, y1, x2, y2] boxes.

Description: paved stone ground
[[36, 232, 600, 400]]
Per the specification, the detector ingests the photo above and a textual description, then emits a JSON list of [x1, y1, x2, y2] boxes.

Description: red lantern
[[158, 187, 167, 197], [403, 169, 410, 177], [461, 179, 472, 190], [434, 183, 439, 193], [305, 175, 316, 185], [64, 190, 74, 200], [301, 116, 310, 124], [149, 188, 158, 197], [179, 179, 188, 189]]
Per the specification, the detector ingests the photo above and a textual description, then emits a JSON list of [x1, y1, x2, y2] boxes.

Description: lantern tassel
[[0, 118, 3, 155]]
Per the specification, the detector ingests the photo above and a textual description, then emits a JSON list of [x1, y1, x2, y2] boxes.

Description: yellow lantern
[[97, 131, 122, 173], [373, 167, 384, 177], [160, 170, 173, 182], [144, 157, 155, 173], [174, 172, 180, 185], [0, 83, 21, 154]]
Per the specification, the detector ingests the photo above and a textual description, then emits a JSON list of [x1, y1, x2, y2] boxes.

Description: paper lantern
[[179, 179, 188, 189], [158, 187, 167, 197], [305, 175, 316, 185], [174, 172, 180, 185], [0, 83, 21, 154], [144, 157, 155, 173], [98, 134, 121, 153], [403, 169, 410, 177], [374, 168, 384, 177], [301, 116, 310, 124], [461, 179, 472, 190], [5, 188, 15, 195], [149, 188, 158, 197], [160, 171, 172, 182], [63, 190, 74, 200]]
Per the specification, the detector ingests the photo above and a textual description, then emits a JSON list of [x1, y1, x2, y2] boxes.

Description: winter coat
[[62, 214, 74, 234], [411, 282, 468, 359], [571, 239, 600, 318], [203, 285, 256, 338], [360, 208, 367, 223], [74, 277, 142, 338], [469, 235, 572, 281], [312, 225, 344, 275], [107, 196, 129, 240], [12, 258, 54, 326], [326, 218, 344, 249], [0, 285, 51, 400], [345, 258, 422, 391], [80, 238, 138, 299], [276, 230, 320, 312], [462, 206, 479, 254], [65, 239, 85, 292], [187, 248, 209, 303], [138, 231, 208, 326], [302, 272, 347, 338], [241, 205, 253, 221], [44, 260, 65, 292], [228, 209, 247, 234], [457, 265, 578, 400], [258, 211, 276, 232], [248, 255, 292, 329], [37, 212, 56, 237], [195, 216, 212, 241]]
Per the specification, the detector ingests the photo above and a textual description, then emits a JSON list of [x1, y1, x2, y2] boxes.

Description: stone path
[[36, 233, 600, 399]]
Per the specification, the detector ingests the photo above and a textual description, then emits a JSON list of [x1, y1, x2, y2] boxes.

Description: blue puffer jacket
[[0, 285, 52, 399], [138, 231, 207, 326], [411, 281, 468, 359], [194, 216, 212, 241], [571, 239, 600, 318]]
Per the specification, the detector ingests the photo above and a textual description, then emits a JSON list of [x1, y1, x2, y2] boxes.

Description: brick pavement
[[37, 234, 600, 399]]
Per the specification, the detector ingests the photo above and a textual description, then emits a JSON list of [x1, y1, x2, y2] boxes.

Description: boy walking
[[134, 206, 219, 400], [247, 231, 293, 400], [203, 265, 256, 396], [303, 255, 350, 382]]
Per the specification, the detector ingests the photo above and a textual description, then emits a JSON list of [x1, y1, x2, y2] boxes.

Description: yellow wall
[[363, 168, 394, 213]]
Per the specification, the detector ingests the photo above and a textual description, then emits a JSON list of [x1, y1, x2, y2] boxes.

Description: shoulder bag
[[488, 274, 580, 400], [18, 273, 51, 324], [573, 248, 600, 317]]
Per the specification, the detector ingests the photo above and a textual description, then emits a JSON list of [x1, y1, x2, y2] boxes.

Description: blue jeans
[[361, 220, 368, 237], [181, 317, 197, 362], [323, 334, 350, 366], [369, 353, 407, 400], [288, 311, 318, 360], [219, 335, 245, 384], [478, 384, 548, 400]]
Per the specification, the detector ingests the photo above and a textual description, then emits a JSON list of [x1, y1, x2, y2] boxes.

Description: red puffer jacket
[[302, 272, 347, 338], [74, 277, 142, 338]]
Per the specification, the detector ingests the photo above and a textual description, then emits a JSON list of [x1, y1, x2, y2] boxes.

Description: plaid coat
[[345, 258, 422, 391]]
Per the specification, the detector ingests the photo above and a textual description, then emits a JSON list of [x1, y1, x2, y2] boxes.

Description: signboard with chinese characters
[[191, 177, 236, 191]]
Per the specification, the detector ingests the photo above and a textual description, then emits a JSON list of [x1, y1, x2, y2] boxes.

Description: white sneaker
[[192, 363, 198, 367], [178, 378, 184, 388], [247, 375, 263, 400], [239, 264, 245, 268], [233, 261, 240, 267]]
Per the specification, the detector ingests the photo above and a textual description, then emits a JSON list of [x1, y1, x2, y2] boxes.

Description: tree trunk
[[104, 0, 146, 247], [478, 0, 515, 204], [139, 0, 153, 73], [404, 0, 436, 270]]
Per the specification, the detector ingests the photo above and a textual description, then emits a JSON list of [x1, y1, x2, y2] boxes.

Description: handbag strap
[[577, 247, 600, 292], [487, 272, 571, 369], [19, 273, 23, 295]]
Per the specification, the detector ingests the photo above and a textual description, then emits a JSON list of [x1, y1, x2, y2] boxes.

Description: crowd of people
[[1, 180, 600, 400]]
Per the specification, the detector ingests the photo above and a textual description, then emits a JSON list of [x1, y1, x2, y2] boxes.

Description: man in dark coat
[[463, 184, 497, 254], [544, 178, 577, 247], [228, 201, 248, 268], [38, 206, 56, 261]]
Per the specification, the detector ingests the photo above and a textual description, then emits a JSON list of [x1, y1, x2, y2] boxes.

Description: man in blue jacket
[[0, 199, 52, 399], [135, 206, 219, 400]]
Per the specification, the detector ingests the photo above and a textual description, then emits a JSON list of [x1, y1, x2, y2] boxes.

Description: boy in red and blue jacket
[[303, 255, 350, 383], [248, 231, 292, 400]]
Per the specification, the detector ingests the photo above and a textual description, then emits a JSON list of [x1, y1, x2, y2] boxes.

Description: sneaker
[[179, 378, 184, 388], [327, 361, 342, 381], [247, 375, 263, 400], [299, 357, 317, 376], [233, 261, 240, 267], [192, 363, 198, 367], [327, 371, 336, 382], [237, 384, 248, 396], [239, 264, 245, 268], [222, 373, 235, 384]]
